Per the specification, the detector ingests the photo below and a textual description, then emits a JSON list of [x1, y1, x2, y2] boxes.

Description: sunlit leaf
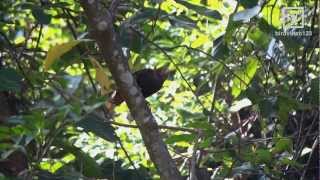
[[49, 139, 105, 177], [165, 134, 195, 144], [248, 27, 271, 50], [90, 57, 112, 95], [191, 34, 210, 48], [43, 40, 82, 71]]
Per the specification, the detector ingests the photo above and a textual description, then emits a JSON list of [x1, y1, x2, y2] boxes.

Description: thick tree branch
[[79, 1, 183, 180]]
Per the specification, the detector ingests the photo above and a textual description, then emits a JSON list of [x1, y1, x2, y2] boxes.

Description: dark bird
[[107, 67, 170, 109]]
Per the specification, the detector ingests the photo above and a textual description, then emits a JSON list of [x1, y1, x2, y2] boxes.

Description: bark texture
[[79, 1, 183, 180]]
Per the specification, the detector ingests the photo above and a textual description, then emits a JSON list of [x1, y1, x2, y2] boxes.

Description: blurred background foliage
[[0, 0, 318, 179]]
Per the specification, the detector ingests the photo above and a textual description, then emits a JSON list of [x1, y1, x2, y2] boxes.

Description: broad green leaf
[[175, 0, 222, 20], [248, 27, 271, 50], [256, 149, 272, 163], [168, 15, 197, 29], [165, 134, 195, 144], [43, 40, 81, 71], [273, 138, 292, 153], [0, 142, 12, 151], [191, 34, 210, 48], [232, 56, 259, 98], [0, 68, 22, 92], [177, 109, 206, 122], [53, 140, 105, 178], [90, 57, 112, 95], [261, 1, 281, 28], [280, 158, 303, 168], [77, 113, 116, 142]]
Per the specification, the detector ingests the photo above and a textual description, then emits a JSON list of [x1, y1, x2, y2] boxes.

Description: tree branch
[[79, 1, 183, 179]]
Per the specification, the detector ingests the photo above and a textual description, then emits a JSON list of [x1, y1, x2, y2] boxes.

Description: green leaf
[[273, 138, 292, 153], [248, 27, 271, 50], [165, 134, 195, 144], [175, 0, 222, 20], [177, 109, 206, 122], [280, 158, 303, 168], [168, 15, 197, 29], [77, 113, 116, 142], [43, 40, 83, 70], [53, 140, 105, 178], [256, 149, 272, 164], [32, 7, 52, 24], [90, 58, 112, 95], [232, 56, 259, 98], [0, 68, 22, 92], [191, 34, 210, 48]]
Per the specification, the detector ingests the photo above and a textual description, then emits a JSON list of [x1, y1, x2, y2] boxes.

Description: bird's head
[[155, 67, 171, 82]]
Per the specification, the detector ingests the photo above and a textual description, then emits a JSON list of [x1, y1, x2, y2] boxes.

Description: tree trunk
[[79, 1, 183, 180]]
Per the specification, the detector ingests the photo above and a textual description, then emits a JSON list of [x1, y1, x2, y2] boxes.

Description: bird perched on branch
[[107, 67, 170, 109]]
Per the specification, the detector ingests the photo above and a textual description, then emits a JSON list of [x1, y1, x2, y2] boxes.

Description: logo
[[281, 7, 304, 30], [274, 6, 312, 37]]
